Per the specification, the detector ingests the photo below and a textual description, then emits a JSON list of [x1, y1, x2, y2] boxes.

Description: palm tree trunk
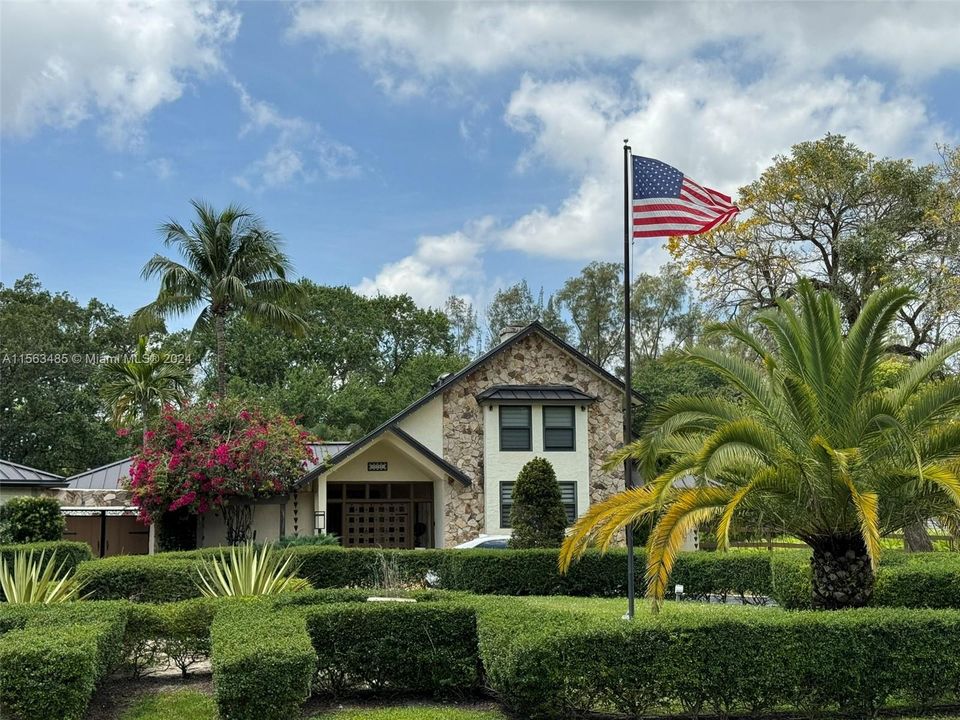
[[809, 534, 874, 610], [215, 312, 227, 399], [142, 399, 149, 451], [903, 521, 935, 552]]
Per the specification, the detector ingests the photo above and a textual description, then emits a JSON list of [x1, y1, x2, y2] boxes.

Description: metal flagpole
[[622, 139, 635, 621]]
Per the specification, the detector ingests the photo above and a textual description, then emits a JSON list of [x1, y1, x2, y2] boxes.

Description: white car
[[452, 534, 511, 549]]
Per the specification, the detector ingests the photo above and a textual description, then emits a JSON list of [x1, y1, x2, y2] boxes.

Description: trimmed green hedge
[[770, 551, 960, 609], [0, 539, 92, 570], [76, 554, 198, 602], [211, 601, 317, 720], [0, 602, 127, 720], [475, 598, 960, 718], [306, 600, 481, 696]]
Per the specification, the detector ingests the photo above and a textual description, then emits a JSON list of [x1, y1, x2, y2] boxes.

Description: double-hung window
[[499, 405, 532, 451], [500, 481, 578, 527], [543, 406, 576, 451]]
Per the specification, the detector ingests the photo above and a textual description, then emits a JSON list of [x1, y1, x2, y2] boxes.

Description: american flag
[[632, 156, 739, 238]]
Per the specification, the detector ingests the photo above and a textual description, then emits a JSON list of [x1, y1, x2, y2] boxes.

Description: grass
[[309, 707, 508, 719], [119, 690, 216, 720]]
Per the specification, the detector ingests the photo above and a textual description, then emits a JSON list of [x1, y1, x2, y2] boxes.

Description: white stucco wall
[[199, 489, 314, 547], [482, 403, 591, 533], [396, 395, 443, 454]]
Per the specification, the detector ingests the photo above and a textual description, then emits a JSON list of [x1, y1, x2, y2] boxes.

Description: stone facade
[[45, 488, 134, 507], [441, 330, 625, 546]]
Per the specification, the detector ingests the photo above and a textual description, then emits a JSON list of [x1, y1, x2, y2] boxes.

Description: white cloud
[[231, 81, 359, 191], [354, 218, 494, 307], [289, 2, 960, 83], [497, 65, 948, 262], [0, 0, 239, 148], [147, 157, 174, 180]]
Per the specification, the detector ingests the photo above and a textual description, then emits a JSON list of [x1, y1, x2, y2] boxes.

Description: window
[[543, 406, 576, 451], [499, 405, 532, 451], [500, 481, 577, 528]]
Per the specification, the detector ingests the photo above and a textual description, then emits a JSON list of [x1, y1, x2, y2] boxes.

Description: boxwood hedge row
[[474, 598, 960, 718], [0, 602, 126, 720]]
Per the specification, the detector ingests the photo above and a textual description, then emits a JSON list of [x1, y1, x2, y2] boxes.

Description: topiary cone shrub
[[509, 457, 568, 549]]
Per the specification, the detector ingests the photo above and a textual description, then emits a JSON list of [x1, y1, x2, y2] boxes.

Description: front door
[[344, 501, 412, 548]]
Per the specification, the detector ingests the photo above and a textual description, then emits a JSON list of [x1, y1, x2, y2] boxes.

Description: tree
[[670, 135, 957, 357], [486, 280, 569, 346], [443, 295, 481, 357], [0, 275, 134, 475], [134, 200, 307, 398], [509, 457, 568, 549], [0, 497, 65, 543], [127, 401, 316, 544], [100, 335, 193, 446], [561, 283, 960, 611], [556, 261, 623, 367], [631, 263, 705, 361]]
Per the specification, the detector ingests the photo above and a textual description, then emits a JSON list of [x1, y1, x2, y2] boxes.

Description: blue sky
[[2, 1, 958, 320]]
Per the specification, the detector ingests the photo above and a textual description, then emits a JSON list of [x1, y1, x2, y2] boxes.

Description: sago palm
[[561, 282, 960, 611], [133, 200, 306, 397], [100, 335, 192, 446]]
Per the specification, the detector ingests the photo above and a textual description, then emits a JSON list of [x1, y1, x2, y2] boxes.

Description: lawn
[[119, 691, 508, 720]]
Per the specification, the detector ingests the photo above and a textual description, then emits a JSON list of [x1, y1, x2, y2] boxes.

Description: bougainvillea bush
[[125, 401, 315, 538]]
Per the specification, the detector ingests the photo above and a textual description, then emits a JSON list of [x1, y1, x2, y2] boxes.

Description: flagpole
[[622, 139, 635, 621]]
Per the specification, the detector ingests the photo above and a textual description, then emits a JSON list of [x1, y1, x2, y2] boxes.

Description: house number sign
[[367, 461, 388, 472]]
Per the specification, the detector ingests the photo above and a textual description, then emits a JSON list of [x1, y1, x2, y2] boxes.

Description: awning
[[475, 384, 597, 404]]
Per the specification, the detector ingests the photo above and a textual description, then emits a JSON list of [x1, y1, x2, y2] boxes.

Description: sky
[[1, 1, 959, 320]]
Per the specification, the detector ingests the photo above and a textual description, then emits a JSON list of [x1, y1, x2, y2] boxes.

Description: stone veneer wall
[[441, 331, 625, 547], [45, 488, 134, 507]]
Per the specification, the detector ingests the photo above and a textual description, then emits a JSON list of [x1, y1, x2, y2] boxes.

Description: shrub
[[275, 533, 340, 548], [306, 601, 481, 696], [770, 551, 960, 610], [0, 602, 126, 720], [123, 598, 218, 677], [0, 541, 91, 601], [0, 548, 84, 603], [211, 600, 316, 720], [75, 555, 199, 602], [509, 458, 567, 549], [196, 542, 311, 597], [0, 496, 65, 543], [475, 598, 960, 718]]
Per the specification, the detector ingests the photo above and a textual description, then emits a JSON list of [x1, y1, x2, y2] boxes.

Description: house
[[0, 459, 69, 502], [33, 321, 638, 552]]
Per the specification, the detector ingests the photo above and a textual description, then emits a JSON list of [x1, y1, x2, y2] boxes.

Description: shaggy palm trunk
[[214, 312, 227, 399], [809, 534, 874, 610], [903, 521, 934, 552]]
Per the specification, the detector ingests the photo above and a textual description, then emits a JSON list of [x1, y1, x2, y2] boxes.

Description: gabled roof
[[299, 426, 472, 487], [302, 321, 644, 485], [476, 384, 597, 404], [0, 459, 68, 487]]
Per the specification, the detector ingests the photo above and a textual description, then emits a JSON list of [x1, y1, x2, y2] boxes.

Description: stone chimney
[[498, 325, 525, 344]]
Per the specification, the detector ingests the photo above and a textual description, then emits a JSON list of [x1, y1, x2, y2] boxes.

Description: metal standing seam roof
[[63, 442, 351, 491], [475, 384, 597, 404], [0, 459, 68, 487]]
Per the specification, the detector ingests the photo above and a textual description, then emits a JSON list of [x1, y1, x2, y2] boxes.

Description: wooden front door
[[344, 501, 413, 549]]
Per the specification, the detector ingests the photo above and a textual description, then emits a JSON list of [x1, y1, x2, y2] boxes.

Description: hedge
[[475, 598, 960, 718], [0, 602, 126, 720], [770, 551, 960, 609], [306, 600, 481, 696], [75, 554, 199, 602], [211, 600, 317, 720], [73, 546, 775, 602], [0, 540, 92, 571]]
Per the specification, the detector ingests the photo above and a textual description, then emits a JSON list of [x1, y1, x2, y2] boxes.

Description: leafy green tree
[[0, 497, 65, 543], [631, 263, 705, 361], [562, 283, 960, 611], [509, 457, 568, 549], [100, 335, 193, 445], [671, 134, 955, 357], [486, 280, 569, 346], [443, 295, 481, 357], [134, 200, 307, 398], [0, 275, 133, 474], [556, 261, 623, 367]]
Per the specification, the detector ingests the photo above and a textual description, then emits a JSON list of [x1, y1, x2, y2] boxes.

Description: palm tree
[[100, 336, 192, 446], [133, 200, 306, 397], [561, 282, 960, 611]]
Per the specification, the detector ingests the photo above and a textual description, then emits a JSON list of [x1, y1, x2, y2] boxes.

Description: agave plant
[[195, 542, 311, 597], [0, 550, 84, 604], [561, 282, 960, 611]]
